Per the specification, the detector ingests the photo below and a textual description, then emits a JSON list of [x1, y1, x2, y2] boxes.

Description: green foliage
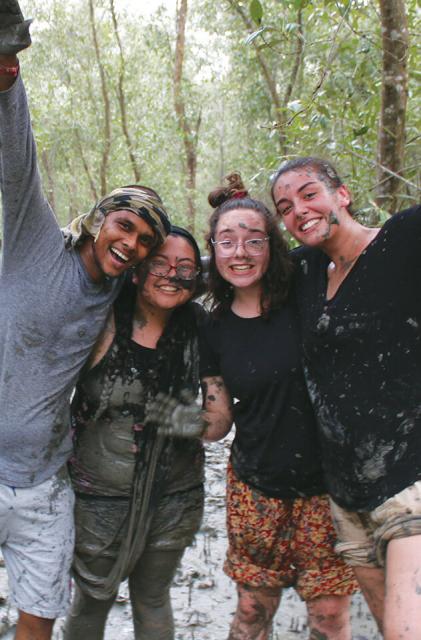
[[2, 0, 418, 244], [249, 0, 263, 25]]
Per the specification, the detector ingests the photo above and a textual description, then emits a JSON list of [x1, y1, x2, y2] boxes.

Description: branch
[[109, 0, 141, 182], [282, 8, 304, 107]]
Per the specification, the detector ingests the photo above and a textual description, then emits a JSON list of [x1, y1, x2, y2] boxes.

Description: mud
[[0, 433, 380, 639]]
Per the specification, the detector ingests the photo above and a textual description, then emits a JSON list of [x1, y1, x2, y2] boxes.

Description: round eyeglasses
[[211, 237, 269, 256], [147, 258, 199, 280]]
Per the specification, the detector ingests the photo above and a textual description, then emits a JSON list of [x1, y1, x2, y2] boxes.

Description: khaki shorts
[[0, 468, 75, 618], [224, 463, 358, 601], [330, 481, 421, 568]]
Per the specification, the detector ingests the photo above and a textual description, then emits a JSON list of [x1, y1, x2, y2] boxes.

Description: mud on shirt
[[293, 206, 421, 511]]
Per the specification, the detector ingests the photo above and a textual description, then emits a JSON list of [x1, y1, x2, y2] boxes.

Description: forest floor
[[0, 434, 381, 639]]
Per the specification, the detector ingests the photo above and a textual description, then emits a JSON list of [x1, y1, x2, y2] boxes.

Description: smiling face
[[213, 209, 270, 291], [272, 169, 351, 249], [89, 209, 157, 280], [135, 235, 198, 311]]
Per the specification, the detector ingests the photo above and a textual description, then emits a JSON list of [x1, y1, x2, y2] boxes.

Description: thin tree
[[109, 0, 142, 182], [89, 0, 112, 196], [227, 0, 303, 156], [173, 0, 201, 234], [377, 0, 409, 212]]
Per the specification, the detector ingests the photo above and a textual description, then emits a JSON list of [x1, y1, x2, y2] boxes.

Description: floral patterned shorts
[[224, 463, 358, 601]]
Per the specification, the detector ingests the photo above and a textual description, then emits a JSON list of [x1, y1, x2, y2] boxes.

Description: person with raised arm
[[0, 3, 170, 638]]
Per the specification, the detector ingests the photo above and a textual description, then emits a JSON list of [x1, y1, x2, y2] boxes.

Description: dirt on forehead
[[0, 434, 380, 640]]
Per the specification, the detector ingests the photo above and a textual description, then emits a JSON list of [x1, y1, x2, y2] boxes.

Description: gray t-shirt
[[0, 75, 120, 487]]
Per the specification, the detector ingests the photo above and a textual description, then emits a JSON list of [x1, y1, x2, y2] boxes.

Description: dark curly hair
[[270, 157, 354, 216], [205, 173, 292, 317]]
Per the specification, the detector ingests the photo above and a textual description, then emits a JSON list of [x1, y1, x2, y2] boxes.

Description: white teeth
[[231, 265, 252, 271], [159, 285, 178, 292], [111, 247, 129, 262], [301, 219, 319, 232]]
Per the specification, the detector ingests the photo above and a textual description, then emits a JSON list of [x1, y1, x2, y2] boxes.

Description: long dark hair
[[270, 157, 354, 215], [205, 173, 292, 317]]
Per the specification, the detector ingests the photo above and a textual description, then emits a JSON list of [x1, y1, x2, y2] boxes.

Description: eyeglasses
[[211, 237, 269, 256], [147, 258, 199, 280]]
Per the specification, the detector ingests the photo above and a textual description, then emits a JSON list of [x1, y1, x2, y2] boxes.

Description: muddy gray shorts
[[0, 468, 75, 618], [330, 481, 421, 568]]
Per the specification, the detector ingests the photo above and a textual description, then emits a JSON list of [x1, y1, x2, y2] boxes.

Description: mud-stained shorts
[[73, 484, 204, 580], [0, 467, 75, 618], [330, 480, 421, 568], [224, 464, 358, 601]]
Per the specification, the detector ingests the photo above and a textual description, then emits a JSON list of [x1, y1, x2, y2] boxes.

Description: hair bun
[[208, 172, 248, 208]]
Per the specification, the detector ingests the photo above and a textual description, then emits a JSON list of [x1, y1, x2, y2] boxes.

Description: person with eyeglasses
[[63, 226, 232, 640], [195, 174, 358, 639]]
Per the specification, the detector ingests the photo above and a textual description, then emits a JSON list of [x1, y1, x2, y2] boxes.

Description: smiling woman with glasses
[[63, 225, 232, 640], [197, 172, 357, 640]]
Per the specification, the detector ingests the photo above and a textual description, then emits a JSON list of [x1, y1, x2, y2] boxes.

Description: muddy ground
[[0, 434, 380, 639]]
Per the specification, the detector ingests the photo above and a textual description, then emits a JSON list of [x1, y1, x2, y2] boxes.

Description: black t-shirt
[[199, 305, 325, 499], [293, 206, 421, 511]]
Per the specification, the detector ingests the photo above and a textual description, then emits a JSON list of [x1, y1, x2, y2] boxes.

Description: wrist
[[0, 59, 19, 77]]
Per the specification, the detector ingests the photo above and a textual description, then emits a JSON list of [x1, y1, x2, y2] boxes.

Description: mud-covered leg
[[63, 581, 115, 640], [352, 565, 384, 632], [129, 548, 184, 640], [306, 595, 352, 640], [228, 584, 281, 640], [384, 535, 421, 640]]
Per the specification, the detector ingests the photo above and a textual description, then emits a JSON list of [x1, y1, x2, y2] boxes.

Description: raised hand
[[145, 389, 206, 439], [0, 0, 32, 55]]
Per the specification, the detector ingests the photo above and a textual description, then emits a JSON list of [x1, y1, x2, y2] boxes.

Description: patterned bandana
[[62, 186, 171, 248]]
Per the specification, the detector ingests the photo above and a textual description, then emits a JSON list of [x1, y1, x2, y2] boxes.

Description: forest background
[[3, 0, 420, 247]]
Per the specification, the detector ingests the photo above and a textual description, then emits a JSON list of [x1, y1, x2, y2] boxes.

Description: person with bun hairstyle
[[64, 226, 231, 640], [271, 157, 421, 639], [197, 174, 358, 639]]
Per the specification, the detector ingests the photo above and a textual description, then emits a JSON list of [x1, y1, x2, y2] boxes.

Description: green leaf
[[250, 0, 263, 25], [288, 99, 303, 113], [353, 125, 369, 137], [316, 104, 330, 117], [245, 26, 266, 45]]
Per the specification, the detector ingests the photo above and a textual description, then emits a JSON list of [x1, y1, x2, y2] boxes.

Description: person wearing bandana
[[0, 3, 170, 639], [63, 226, 230, 640]]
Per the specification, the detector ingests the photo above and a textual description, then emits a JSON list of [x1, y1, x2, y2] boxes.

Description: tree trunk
[[109, 0, 141, 182], [89, 0, 111, 196], [174, 0, 199, 234], [228, 1, 303, 157], [376, 0, 409, 212]]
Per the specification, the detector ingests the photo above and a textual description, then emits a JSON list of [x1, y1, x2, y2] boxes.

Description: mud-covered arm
[[201, 375, 233, 442], [0, 2, 62, 273]]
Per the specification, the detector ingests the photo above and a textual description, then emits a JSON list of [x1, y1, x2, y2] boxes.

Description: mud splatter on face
[[316, 165, 339, 193], [167, 275, 195, 291], [321, 211, 340, 240]]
